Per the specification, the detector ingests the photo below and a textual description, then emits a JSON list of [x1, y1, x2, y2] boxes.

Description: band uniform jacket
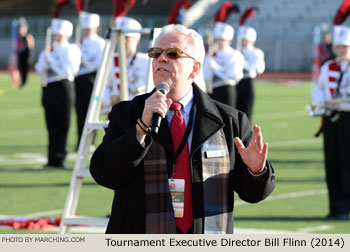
[[203, 45, 244, 89], [90, 83, 276, 233], [103, 52, 149, 106], [78, 33, 105, 76], [35, 40, 81, 84], [312, 58, 350, 107], [241, 46, 265, 79]]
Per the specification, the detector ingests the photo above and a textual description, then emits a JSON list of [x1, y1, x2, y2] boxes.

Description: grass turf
[[0, 73, 349, 233]]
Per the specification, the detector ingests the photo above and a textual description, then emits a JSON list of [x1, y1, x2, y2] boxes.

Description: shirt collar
[[175, 87, 194, 115]]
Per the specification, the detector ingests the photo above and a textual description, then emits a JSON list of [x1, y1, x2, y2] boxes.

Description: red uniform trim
[[114, 56, 119, 67], [329, 61, 340, 72]]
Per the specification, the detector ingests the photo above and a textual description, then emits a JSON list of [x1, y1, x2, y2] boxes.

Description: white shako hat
[[51, 18, 73, 36], [213, 22, 234, 41], [114, 16, 142, 40], [333, 25, 350, 46], [238, 26, 257, 42], [80, 11, 100, 29]]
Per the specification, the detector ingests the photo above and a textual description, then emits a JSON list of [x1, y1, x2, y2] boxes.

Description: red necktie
[[169, 102, 193, 233]]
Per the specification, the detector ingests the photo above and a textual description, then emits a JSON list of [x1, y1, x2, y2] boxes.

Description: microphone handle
[[150, 88, 167, 134], [150, 114, 162, 134]]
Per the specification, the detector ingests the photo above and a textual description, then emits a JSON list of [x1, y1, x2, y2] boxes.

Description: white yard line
[[0, 210, 63, 220], [0, 129, 45, 138], [297, 225, 332, 233], [268, 138, 322, 148], [0, 108, 41, 116], [235, 228, 296, 234], [25, 209, 63, 218], [255, 111, 307, 120], [0, 152, 77, 166], [235, 189, 327, 206]]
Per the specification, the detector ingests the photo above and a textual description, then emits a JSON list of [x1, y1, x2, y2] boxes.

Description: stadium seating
[[0, 0, 345, 71], [187, 0, 343, 72]]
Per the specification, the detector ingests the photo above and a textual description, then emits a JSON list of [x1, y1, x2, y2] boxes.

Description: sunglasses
[[148, 47, 196, 61]]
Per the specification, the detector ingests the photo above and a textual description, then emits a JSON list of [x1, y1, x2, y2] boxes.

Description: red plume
[[75, 0, 85, 13], [52, 0, 74, 18], [239, 7, 258, 26], [214, 1, 240, 23], [113, 0, 136, 18], [333, 0, 350, 25], [167, 0, 191, 25]]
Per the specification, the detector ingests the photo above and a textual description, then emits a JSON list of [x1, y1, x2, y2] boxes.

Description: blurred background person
[[103, 16, 148, 108], [203, 22, 244, 108], [319, 31, 336, 67], [311, 25, 350, 220], [236, 26, 265, 121], [16, 17, 35, 88], [35, 18, 81, 168], [75, 11, 105, 149]]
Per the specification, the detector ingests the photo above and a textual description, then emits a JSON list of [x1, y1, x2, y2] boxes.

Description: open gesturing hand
[[234, 125, 268, 175]]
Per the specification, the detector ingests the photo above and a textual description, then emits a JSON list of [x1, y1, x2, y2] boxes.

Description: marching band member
[[103, 16, 148, 107], [311, 25, 350, 220], [16, 17, 35, 88], [35, 19, 81, 168], [236, 26, 265, 121], [203, 22, 244, 107], [75, 12, 105, 148]]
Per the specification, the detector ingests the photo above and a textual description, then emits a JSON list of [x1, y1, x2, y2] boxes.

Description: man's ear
[[190, 61, 201, 79]]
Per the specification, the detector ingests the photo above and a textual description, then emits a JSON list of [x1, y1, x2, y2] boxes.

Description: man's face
[[242, 39, 254, 48], [335, 45, 350, 60], [54, 34, 69, 43], [83, 27, 98, 38], [152, 32, 198, 100], [125, 36, 139, 58], [18, 25, 28, 36], [215, 39, 231, 49]]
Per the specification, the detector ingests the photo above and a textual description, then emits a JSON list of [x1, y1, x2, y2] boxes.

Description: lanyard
[[335, 62, 350, 97], [129, 53, 137, 67], [171, 102, 195, 178]]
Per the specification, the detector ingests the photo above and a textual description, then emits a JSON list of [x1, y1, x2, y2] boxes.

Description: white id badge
[[168, 179, 185, 218]]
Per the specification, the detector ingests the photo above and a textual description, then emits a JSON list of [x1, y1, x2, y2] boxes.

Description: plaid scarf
[[201, 129, 232, 234], [144, 128, 231, 234], [144, 142, 177, 233]]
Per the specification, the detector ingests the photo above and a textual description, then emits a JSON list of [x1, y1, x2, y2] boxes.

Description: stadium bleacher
[[187, 0, 343, 72]]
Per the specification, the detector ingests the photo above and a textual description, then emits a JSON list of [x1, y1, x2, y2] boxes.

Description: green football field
[[0, 73, 349, 234]]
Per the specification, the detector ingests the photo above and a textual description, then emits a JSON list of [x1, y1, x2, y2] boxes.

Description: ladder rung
[[62, 216, 109, 227], [76, 168, 91, 177], [87, 121, 109, 130]]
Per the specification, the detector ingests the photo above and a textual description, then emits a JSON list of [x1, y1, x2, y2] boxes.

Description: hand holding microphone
[[151, 82, 171, 133], [137, 82, 171, 140]]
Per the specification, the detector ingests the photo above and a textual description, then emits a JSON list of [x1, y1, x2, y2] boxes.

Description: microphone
[[150, 82, 170, 134]]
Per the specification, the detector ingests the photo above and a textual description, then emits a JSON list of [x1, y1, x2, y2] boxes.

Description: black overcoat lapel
[[190, 84, 225, 156]]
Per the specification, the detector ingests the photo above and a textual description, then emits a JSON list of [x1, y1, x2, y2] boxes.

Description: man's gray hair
[[155, 24, 205, 64]]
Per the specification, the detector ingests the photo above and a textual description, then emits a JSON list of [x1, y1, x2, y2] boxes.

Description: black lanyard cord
[[335, 62, 350, 97]]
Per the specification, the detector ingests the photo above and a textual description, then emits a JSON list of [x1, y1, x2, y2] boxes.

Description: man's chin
[[154, 78, 171, 86]]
